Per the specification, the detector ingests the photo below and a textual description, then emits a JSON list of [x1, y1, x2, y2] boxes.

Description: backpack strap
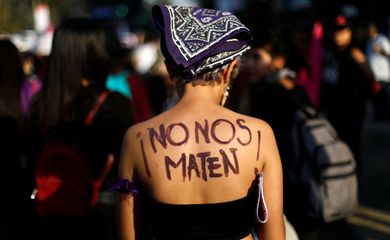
[[83, 90, 113, 206], [84, 90, 110, 126], [91, 153, 115, 206]]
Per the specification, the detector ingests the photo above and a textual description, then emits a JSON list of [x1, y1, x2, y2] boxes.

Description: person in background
[[105, 27, 155, 123], [26, 17, 134, 240], [241, 35, 311, 172], [144, 46, 175, 114], [289, 21, 324, 109], [0, 39, 24, 123], [226, 30, 275, 115], [320, 15, 375, 187], [0, 39, 28, 240], [114, 5, 285, 240], [243, 36, 310, 235], [20, 51, 42, 115], [366, 22, 390, 121]]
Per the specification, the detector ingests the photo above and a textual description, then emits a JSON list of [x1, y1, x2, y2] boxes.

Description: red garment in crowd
[[296, 21, 323, 109], [128, 74, 154, 123]]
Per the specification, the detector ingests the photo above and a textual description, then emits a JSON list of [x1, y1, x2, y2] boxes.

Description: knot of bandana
[[152, 5, 252, 80]]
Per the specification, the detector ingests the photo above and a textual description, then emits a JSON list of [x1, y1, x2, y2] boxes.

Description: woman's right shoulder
[[124, 122, 144, 139], [123, 117, 155, 140], [122, 109, 176, 145]]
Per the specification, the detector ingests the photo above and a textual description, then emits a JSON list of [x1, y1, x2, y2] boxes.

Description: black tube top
[[110, 174, 268, 240], [145, 190, 258, 240]]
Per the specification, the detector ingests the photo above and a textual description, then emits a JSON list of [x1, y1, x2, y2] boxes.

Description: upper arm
[[118, 128, 138, 240], [258, 122, 285, 240], [351, 47, 366, 64], [118, 128, 137, 180], [379, 37, 390, 54]]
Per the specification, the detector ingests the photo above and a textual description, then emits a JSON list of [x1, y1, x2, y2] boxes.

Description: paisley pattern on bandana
[[152, 5, 252, 78]]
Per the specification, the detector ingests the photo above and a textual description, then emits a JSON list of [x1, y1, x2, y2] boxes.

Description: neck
[[178, 82, 225, 106]]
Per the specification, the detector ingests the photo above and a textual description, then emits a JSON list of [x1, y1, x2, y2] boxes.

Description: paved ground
[[352, 101, 390, 240]]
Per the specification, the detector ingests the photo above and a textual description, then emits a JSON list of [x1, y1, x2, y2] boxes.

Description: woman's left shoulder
[[234, 113, 273, 130], [230, 112, 275, 138]]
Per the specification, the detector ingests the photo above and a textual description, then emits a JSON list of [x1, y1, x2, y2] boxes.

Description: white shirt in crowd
[[366, 33, 390, 83]]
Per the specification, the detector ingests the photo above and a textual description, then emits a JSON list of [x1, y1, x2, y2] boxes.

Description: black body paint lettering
[[140, 139, 151, 178], [165, 153, 186, 181], [188, 154, 201, 181], [236, 119, 252, 146], [149, 124, 167, 153], [220, 148, 239, 177], [229, 148, 239, 174], [257, 130, 261, 161], [211, 119, 236, 144], [197, 152, 211, 181], [207, 157, 222, 178], [195, 120, 210, 144], [166, 123, 189, 146]]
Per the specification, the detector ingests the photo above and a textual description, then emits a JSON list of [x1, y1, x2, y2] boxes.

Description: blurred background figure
[[105, 26, 155, 123], [0, 39, 28, 240], [366, 21, 390, 121], [320, 15, 375, 187], [242, 34, 312, 235], [248, 34, 311, 170], [0, 39, 25, 123], [20, 51, 43, 115], [287, 21, 324, 109], [230, 30, 311, 180], [140, 39, 175, 114], [25, 17, 134, 240], [227, 31, 310, 239], [227, 30, 274, 115]]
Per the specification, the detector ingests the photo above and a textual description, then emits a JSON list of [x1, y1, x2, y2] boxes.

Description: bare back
[[119, 97, 284, 240], [123, 101, 271, 204]]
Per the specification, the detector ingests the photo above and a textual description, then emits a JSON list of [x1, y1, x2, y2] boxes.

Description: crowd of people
[[0, 3, 389, 240]]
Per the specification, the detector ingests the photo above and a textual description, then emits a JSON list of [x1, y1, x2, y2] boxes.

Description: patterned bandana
[[152, 5, 252, 79]]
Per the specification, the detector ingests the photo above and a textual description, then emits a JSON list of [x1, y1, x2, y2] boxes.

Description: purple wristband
[[109, 179, 138, 195]]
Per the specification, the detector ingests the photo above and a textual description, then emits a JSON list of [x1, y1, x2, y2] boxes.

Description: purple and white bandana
[[152, 5, 252, 79]]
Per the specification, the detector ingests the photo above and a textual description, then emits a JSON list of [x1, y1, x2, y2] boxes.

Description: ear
[[223, 59, 238, 84]]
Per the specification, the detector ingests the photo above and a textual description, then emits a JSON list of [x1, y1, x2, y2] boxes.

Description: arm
[[258, 123, 285, 240], [374, 35, 390, 57], [351, 48, 375, 97], [117, 129, 137, 240]]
